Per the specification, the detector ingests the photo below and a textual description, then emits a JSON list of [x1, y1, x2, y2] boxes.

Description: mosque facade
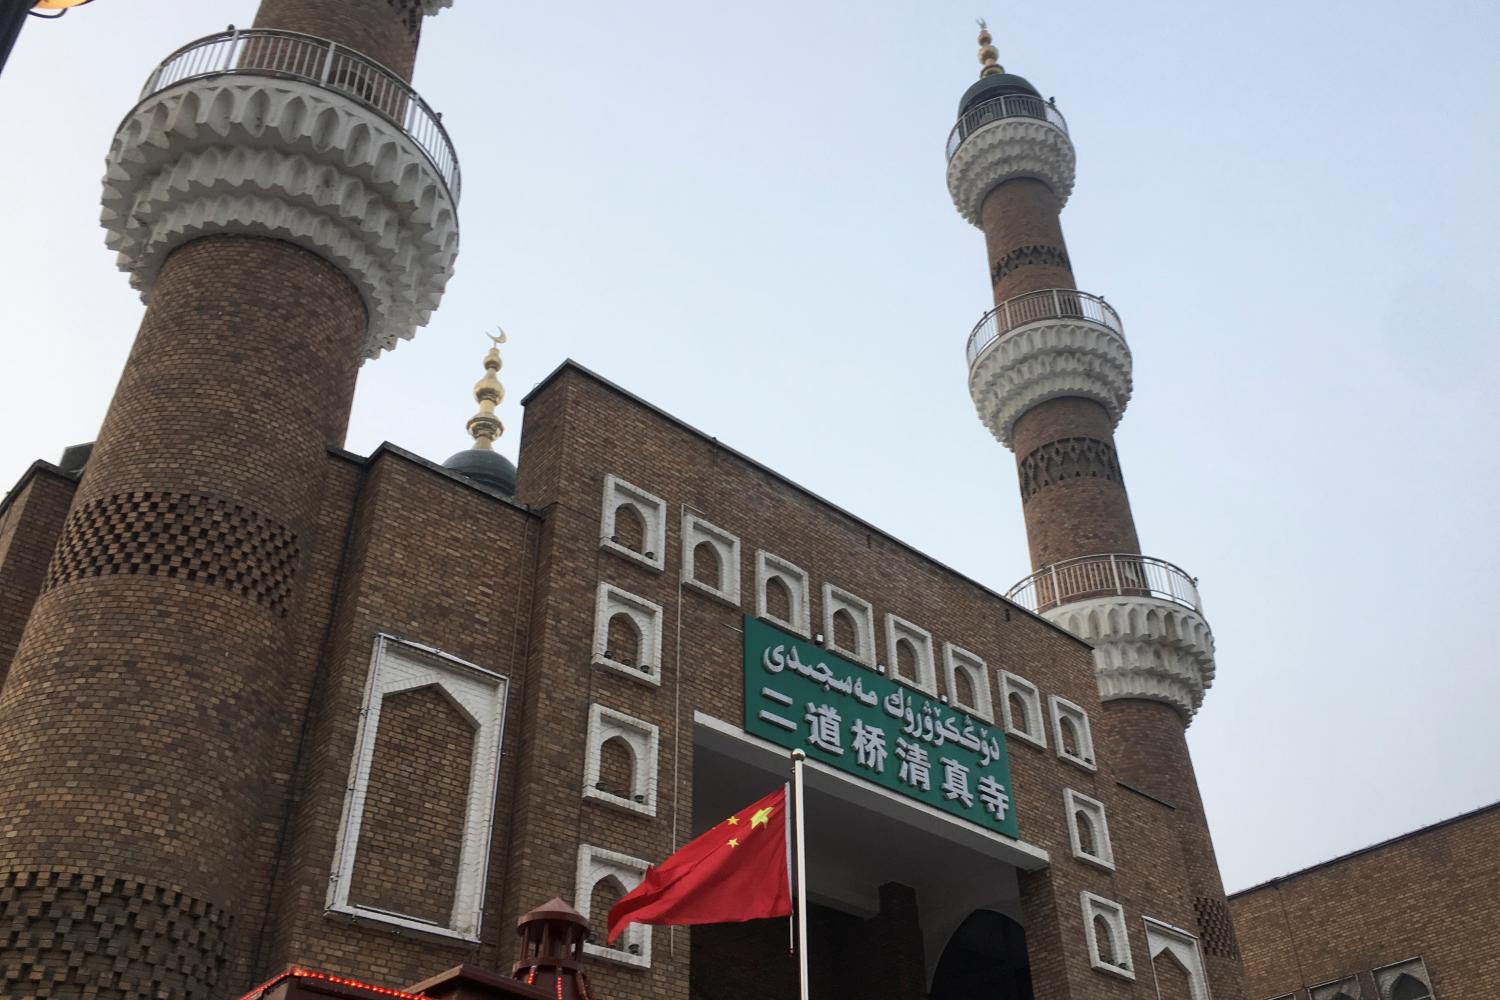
[[0, 2, 1261, 998]]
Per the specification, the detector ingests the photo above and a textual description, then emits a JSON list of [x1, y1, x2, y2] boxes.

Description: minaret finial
[[976, 18, 1004, 78], [466, 327, 506, 451]]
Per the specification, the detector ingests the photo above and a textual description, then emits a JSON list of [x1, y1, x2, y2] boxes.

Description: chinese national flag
[[607, 785, 792, 943]]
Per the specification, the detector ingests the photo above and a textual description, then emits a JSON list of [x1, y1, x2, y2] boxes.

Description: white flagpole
[[790, 748, 810, 1000]]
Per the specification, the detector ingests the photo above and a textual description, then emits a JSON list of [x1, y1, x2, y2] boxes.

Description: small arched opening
[[1152, 948, 1195, 1000], [831, 608, 857, 653], [612, 502, 646, 553], [597, 736, 636, 799], [606, 613, 641, 667], [764, 575, 793, 622], [692, 541, 722, 589], [1390, 977, 1432, 1000]]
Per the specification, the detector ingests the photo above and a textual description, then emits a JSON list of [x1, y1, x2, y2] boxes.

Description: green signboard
[[742, 615, 1018, 839]]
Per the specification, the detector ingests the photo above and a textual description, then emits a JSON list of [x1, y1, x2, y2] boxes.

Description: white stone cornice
[[101, 77, 459, 361], [946, 118, 1076, 226], [1044, 596, 1217, 722], [968, 319, 1132, 449]]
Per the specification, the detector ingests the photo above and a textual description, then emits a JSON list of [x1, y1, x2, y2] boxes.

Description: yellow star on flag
[[750, 806, 774, 829], [728, 838, 740, 848], [726, 815, 739, 826]]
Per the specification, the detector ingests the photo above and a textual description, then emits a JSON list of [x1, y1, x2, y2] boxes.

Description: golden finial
[[977, 18, 1004, 78], [466, 327, 506, 451]]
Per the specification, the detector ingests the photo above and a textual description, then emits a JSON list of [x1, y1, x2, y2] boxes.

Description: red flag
[[607, 785, 791, 943]]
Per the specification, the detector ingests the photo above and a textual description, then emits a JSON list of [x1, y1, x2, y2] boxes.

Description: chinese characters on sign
[[742, 615, 1018, 838]]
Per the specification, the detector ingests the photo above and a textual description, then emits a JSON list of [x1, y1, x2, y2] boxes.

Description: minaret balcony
[[1007, 555, 1217, 721], [946, 93, 1069, 161], [101, 28, 463, 360], [966, 289, 1133, 449], [946, 94, 1076, 223]]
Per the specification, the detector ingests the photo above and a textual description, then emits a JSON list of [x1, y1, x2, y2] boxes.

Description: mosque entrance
[[930, 910, 1033, 1000], [688, 716, 1045, 1000]]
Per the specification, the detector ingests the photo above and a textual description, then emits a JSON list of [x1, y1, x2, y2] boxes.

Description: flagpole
[[790, 749, 810, 1000]]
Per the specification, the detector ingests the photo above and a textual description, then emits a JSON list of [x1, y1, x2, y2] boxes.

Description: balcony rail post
[[321, 38, 336, 85], [219, 27, 239, 73], [1108, 554, 1121, 593]]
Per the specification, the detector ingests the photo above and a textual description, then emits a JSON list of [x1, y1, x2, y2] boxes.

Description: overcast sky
[[2, 1, 1497, 893]]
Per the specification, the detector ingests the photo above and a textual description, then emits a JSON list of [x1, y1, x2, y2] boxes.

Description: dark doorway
[[930, 910, 1033, 1000]]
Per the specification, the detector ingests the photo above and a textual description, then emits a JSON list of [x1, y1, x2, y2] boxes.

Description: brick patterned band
[[1194, 896, 1240, 957], [44, 491, 299, 616], [991, 244, 1071, 285], [0, 869, 229, 998], [1017, 437, 1123, 502]]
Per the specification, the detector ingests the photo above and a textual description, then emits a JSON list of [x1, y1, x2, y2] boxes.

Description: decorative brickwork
[[0, 869, 230, 999], [1194, 895, 1239, 958], [1017, 436, 1122, 502], [991, 244, 1071, 286], [45, 491, 299, 616]]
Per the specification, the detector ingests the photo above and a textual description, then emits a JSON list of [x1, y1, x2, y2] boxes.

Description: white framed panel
[[326, 635, 508, 943], [942, 642, 993, 721], [1050, 694, 1096, 771], [583, 704, 660, 817], [1144, 917, 1211, 1000], [1082, 891, 1134, 980], [1065, 788, 1114, 870], [577, 844, 652, 968], [592, 582, 665, 686], [681, 513, 740, 604], [755, 550, 810, 637], [601, 474, 667, 571], [884, 613, 936, 695], [822, 583, 875, 666], [999, 670, 1047, 749]]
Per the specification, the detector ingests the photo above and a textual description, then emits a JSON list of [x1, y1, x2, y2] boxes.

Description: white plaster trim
[[681, 512, 740, 605], [591, 583, 664, 687], [583, 704, 660, 817], [1373, 957, 1433, 999], [1064, 788, 1114, 871], [998, 670, 1047, 750], [968, 318, 1133, 449], [941, 643, 993, 722], [101, 78, 458, 361], [1310, 976, 1364, 1000], [1081, 891, 1135, 981], [326, 635, 506, 941], [946, 116, 1076, 225], [576, 845, 652, 968], [1143, 918, 1211, 1000], [1049, 694, 1096, 771], [1044, 595, 1217, 721], [883, 614, 937, 696], [822, 583, 876, 667], [600, 474, 668, 571], [755, 550, 811, 637]]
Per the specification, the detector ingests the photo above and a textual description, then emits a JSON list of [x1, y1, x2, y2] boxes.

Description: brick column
[[0, 238, 365, 999], [977, 180, 1141, 571], [252, 0, 423, 80], [1097, 701, 1248, 1000]]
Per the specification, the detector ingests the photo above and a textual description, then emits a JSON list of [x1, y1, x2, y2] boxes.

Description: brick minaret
[[0, 2, 460, 997], [946, 25, 1247, 997]]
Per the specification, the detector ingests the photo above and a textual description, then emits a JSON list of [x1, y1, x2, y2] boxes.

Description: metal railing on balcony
[[965, 288, 1124, 367], [946, 93, 1069, 161], [1006, 554, 1202, 614], [137, 28, 461, 201]]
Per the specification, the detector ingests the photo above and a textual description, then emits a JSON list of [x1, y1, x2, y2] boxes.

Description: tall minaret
[[947, 24, 1246, 997], [0, 2, 460, 997]]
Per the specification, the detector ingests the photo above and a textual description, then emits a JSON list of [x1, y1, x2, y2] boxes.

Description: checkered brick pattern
[[1195, 895, 1240, 958], [0, 869, 229, 999], [44, 491, 299, 616]]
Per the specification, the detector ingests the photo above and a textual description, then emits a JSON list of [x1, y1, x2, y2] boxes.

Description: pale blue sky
[[1, 1, 1497, 891]]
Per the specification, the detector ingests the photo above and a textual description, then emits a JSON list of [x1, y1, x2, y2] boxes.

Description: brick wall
[[0, 465, 74, 684], [1230, 803, 1500, 999]]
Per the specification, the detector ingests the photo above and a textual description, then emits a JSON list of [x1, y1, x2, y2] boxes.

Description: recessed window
[[577, 845, 652, 967], [1064, 789, 1113, 870], [1375, 959, 1434, 1000], [1081, 892, 1134, 980], [1311, 977, 1363, 1000], [592, 583, 664, 686], [1050, 694, 1096, 770], [943, 643, 993, 721], [884, 614, 936, 694], [326, 636, 507, 943], [1143, 919, 1210, 1000], [681, 514, 740, 605], [755, 551, 810, 637], [601, 475, 667, 572], [583, 704, 660, 817], [999, 671, 1046, 749], [822, 584, 875, 666]]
